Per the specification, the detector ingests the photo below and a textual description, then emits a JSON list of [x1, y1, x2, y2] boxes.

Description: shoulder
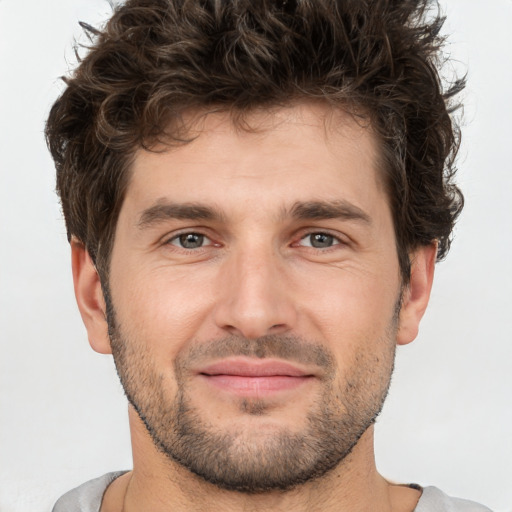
[[415, 486, 494, 512], [52, 472, 128, 512]]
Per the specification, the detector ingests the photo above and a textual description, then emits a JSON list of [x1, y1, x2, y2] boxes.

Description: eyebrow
[[287, 200, 371, 224], [136, 199, 371, 230], [137, 201, 225, 229]]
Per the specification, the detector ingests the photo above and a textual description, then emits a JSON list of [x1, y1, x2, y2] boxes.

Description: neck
[[101, 409, 421, 512]]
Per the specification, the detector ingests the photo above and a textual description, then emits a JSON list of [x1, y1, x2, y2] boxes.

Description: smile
[[198, 358, 315, 396]]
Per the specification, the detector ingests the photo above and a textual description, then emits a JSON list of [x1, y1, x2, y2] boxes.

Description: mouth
[[197, 358, 315, 396]]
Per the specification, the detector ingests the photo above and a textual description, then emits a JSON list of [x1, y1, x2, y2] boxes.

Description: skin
[[72, 103, 436, 511]]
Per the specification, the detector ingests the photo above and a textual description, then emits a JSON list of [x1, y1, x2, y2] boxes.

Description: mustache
[[174, 335, 336, 375]]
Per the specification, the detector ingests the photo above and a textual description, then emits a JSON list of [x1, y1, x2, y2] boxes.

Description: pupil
[[180, 233, 203, 249], [311, 233, 333, 248]]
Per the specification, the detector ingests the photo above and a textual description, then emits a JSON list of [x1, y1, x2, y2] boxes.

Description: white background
[[0, 1, 511, 511]]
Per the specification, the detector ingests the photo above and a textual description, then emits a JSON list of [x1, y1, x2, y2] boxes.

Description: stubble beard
[[104, 286, 398, 494]]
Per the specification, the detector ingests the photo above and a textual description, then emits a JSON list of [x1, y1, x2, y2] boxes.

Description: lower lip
[[200, 375, 312, 396]]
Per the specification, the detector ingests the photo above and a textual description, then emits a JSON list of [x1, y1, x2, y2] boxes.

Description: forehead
[[118, 102, 390, 233]]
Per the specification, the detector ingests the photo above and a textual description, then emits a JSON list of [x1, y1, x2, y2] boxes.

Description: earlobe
[[396, 243, 437, 346], [71, 240, 112, 354]]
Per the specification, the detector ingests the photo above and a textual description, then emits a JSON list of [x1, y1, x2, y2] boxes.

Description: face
[[100, 104, 407, 492]]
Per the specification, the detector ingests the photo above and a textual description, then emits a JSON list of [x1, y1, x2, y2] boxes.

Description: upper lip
[[198, 358, 313, 377]]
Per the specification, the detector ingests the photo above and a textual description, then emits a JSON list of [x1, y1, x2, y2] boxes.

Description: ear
[[71, 239, 112, 354], [396, 243, 437, 346]]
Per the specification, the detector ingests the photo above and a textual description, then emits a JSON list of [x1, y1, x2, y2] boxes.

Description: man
[[45, 0, 492, 510]]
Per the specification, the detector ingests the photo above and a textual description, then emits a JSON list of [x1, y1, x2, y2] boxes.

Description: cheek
[[109, 262, 216, 353], [293, 261, 400, 339]]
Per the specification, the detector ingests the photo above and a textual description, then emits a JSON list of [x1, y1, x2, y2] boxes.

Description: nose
[[213, 246, 298, 339]]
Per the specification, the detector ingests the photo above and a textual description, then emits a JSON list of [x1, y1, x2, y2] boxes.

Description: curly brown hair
[[45, 0, 464, 282]]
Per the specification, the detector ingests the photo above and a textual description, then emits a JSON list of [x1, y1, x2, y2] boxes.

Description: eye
[[298, 232, 340, 249], [169, 232, 211, 249]]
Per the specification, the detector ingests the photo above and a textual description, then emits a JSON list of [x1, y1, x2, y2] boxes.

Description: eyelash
[[166, 232, 215, 250], [164, 230, 346, 252], [294, 231, 346, 250]]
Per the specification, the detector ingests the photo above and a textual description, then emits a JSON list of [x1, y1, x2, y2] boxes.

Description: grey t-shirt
[[52, 472, 493, 512]]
